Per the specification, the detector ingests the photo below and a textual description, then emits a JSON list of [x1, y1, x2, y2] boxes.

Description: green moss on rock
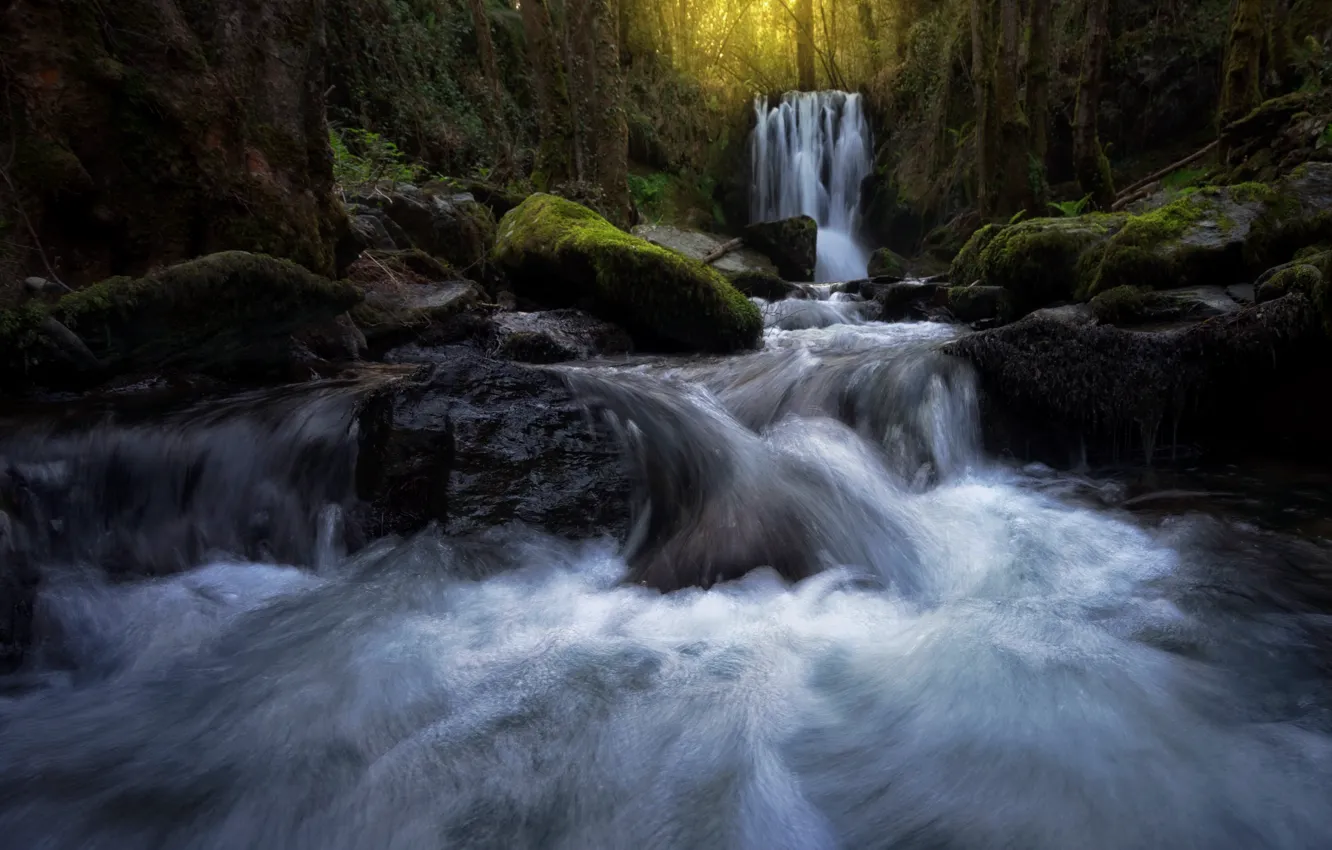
[[52, 251, 360, 373], [492, 194, 761, 352], [744, 216, 817, 281], [868, 247, 908, 279], [951, 216, 1124, 315]]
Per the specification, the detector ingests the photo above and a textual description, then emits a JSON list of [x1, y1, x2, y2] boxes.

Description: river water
[[1, 297, 1330, 849]]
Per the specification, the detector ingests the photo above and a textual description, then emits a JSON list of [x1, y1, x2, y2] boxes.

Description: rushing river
[[1, 298, 1332, 849]]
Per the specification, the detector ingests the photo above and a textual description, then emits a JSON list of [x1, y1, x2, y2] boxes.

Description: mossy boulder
[[1245, 164, 1332, 268], [945, 285, 1011, 324], [950, 215, 1127, 315], [1, 252, 360, 387], [868, 247, 908, 279], [744, 216, 817, 281], [495, 196, 761, 352]]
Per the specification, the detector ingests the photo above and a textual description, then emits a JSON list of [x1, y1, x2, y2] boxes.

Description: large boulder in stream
[[359, 350, 629, 538], [943, 294, 1331, 464], [952, 166, 1332, 319], [0, 252, 360, 388], [743, 216, 817, 281], [493, 195, 762, 352]]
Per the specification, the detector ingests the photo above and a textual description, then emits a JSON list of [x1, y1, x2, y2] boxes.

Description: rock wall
[[0, 0, 346, 292]]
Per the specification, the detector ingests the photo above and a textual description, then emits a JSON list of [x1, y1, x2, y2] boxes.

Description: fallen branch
[[1111, 141, 1218, 210], [701, 238, 744, 265]]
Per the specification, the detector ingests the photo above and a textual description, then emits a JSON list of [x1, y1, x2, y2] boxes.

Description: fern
[[330, 127, 425, 190], [1048, 194, 1092, 218]]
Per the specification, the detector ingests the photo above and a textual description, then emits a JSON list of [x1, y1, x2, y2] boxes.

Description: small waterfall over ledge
[[750, 91, 872, 282]]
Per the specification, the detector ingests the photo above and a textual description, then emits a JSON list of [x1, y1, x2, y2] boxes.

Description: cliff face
[[0, 0, 346, 292]]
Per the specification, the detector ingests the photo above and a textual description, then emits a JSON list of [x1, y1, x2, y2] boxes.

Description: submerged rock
[[359, 351, 629, 538], [494, 195, 762, 352], [0, 252, 360, 388], [743, 215, 817, 281]]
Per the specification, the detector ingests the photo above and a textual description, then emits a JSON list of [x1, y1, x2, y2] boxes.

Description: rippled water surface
[[2, 303, 1331, 849]]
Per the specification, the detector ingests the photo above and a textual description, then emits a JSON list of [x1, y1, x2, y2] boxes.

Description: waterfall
[[750, 91, 873, 283]]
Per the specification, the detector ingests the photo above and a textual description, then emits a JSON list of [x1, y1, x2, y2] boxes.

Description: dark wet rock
[[944, 294, 1328, 465], [743, 216, 817, 281], [1089, 285, 1244, 325], [0, 252, 360, 390], [296, 313, 368, 362], [487, 310, 632, 363], [868, 247, 909, 279], [872, 282, 945, 320], [732, 276, 807, 301], [495, 195, 761, 353], [352, 280, 487, 351], [348, 188, 497, 274], [945, 285, 1010, 324], [358, 351, 629, 539]]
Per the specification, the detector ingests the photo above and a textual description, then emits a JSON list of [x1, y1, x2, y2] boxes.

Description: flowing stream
[[751, 91, 873, 282], [2, 296, 1331, 849]]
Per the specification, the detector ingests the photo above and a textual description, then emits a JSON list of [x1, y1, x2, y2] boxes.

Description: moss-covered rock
[[743, 216, 817, 281], [1083, 186, 1271, 297], [950, 215, 1126, 314], [1089, 285, 1155, 324], [1257, 263, 1323, 303], [495, 197, 761, 352], [946, 286, 1011, 324], [1244, 164, 1332, 268], [868, 247, 908, 279], [2, 252, 360, 387], [59, 252, 360, 370]]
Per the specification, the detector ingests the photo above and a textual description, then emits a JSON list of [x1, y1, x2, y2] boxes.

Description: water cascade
[[750, 91, 873, 282], [2, 310, 1332, 847]]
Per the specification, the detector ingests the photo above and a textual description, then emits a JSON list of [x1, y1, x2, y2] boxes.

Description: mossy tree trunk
[[520, 0, 574, 189], [1025, 0, 1052, 214], [971, 0, 995, 216], [857, 1, 881, 75], [591, 0, 632, 226], [0, 0, 345, 286], [465, 0, 512, 179], [1073, 0, 1115, 211], [1219, 0, 1266, 158], [797, 0, 817, 90], [993, 0, 1030, 218]]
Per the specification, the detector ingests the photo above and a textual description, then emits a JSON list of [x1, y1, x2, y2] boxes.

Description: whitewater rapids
[[1, 317, 1331, 849]]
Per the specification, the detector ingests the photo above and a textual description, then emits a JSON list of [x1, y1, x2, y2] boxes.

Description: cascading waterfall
[[750, 91, 873, 282], [3, 304, 1332, 847]]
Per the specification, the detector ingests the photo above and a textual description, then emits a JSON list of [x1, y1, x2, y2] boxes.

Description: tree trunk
[[519, 0, 574, 188], [1219, 0, 1266, 156], [857, 1, 881, 75], [566, 0, 593, 183], [992, 0, 1029, 217], [590, 0, 631, 225], [797, 0, 817, 90], [971, 0, 992, 215], [1025, 0, 1052, 212], [465, 0, 512, 177], [1073, 0, 1115, 210]]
